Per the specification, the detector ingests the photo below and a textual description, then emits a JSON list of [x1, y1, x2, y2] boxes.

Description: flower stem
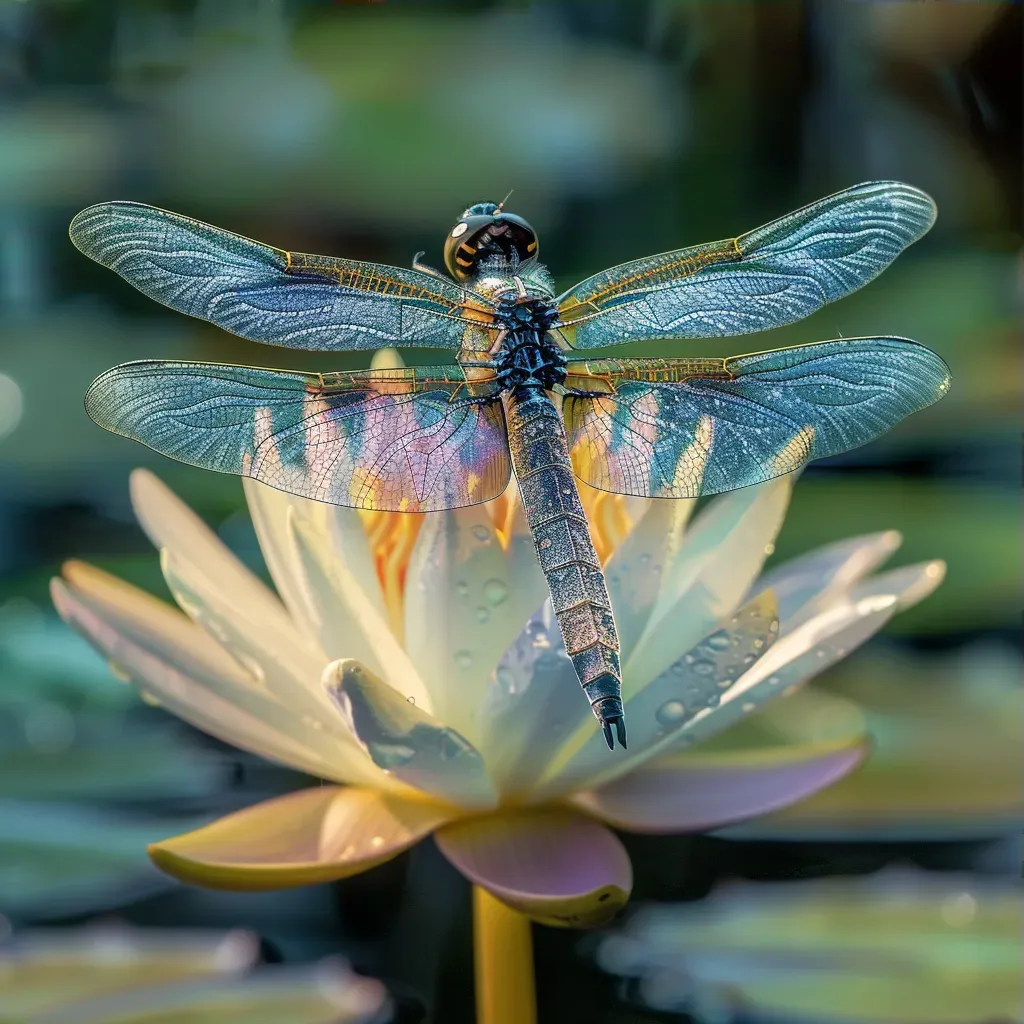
[[473, 886, 537, 1024]]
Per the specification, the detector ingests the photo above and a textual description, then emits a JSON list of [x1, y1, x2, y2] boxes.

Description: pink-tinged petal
[[403, 504, 546, 740], [605, 496, 695, 661], [51, 568, 385, 787], [573, 737, 867, 834], [435, 808, 632, 928], [149, 786, 456, 890], [325, 660, 498, 810], [531, 592, 780, 802], [753, 530, 903, 631], [625, 477, 791, 695]]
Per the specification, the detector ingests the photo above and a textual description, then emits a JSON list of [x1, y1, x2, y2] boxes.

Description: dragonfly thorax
[[493, 312, 567, 391]]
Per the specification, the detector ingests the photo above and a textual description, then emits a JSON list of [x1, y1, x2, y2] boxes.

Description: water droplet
[[684, 652, 696, 665], [406, 695, 416, 705], [763, 542, 775, 556], [656, 699, 686, 725], [455, 580, 469, 597], [717, 676, 734, 688], [705, 693, 721, 708], [527, 621, 550, 648], [454, 650, 474, 670], [140, 691, 162, 707], [816, 648, 826, 658], [472, 524, 491, 542], [742, 702, 756, 713], [767, 675, 781, 686], [475, 606, 491, 623], [706, 633, 730, 652], [692, 658, 715, 675], [107, 661, 132, 683], [752, 638, 765, 650], [769, 621, 779, 634], [483, 578, 508, 606], [742, 653, 757, 665], [671, 663, 685, 676]]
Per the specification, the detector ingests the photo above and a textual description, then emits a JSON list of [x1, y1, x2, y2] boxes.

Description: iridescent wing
[[86, 362, 510, 511], [562, 338, 950, 498], [70, 203, 485, 351], [556, 182, 935, 349]]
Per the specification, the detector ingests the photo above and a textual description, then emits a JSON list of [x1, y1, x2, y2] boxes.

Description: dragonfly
[[71, 181, 950, 751]]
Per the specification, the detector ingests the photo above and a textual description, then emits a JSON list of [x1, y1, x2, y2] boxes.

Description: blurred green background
[[0, 2, 1019, 1022]]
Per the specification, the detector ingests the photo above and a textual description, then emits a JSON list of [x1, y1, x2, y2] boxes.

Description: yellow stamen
[[359, 509, 422, 641]]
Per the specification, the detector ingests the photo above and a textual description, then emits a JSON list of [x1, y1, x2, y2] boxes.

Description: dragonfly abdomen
[[504, 386, 626, 749]]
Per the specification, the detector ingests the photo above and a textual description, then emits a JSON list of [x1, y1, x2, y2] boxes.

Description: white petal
[[532, 591, 780, 801], [242, 478, 385, 649], [605, 496, 695, 661], [51, 571, 385, 787], [403, 505, 546, 741], [324, 660, 498, 810], [160, 548, 332, 721], [288, 512, 433, 711], [130, 470, 291, 632], [625, 477, 791, 695], [754, 530, 903, 631], [476, 600, 590, 798]]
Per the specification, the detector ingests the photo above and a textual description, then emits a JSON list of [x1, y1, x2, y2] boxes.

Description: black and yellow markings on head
[[569, 237, 744, 308]]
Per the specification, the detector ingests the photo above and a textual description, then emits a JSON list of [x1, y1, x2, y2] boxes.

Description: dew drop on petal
[[656, 699, 686, 725], [455, 580, 469, 597], [454, 650, 474, 670], [476, 606, 491, 623], [705, 633, 730, 652], [753, 638, 765, 650], [684, 653, 696, 665], [406, 695, 416, 705], [483, 578, 509, 606], [692, 658, 715, 676], [107, 661, 132, 683], [769, 621, 779, 634], [742, 702, 756, 713], [742, 653, 757, 665], [472, 525, 491, 542], [717, 676, 735, 688], [768, 675, 781, 686]]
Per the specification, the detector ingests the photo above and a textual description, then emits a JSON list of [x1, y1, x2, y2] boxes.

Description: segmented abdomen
[[504, 387, 623, 725]]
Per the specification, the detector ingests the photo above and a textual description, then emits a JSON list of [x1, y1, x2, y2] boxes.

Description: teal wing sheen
[[556, 182, 936, 349], [85, 362, 509, 511], [562, 338, 950, 498], [70, 202, 479, 351]]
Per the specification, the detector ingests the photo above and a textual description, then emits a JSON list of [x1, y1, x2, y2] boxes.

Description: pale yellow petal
[[149, 787, 456, 890]]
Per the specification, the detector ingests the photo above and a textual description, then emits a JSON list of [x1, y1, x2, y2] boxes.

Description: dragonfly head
[[444, 201, 539, 281]]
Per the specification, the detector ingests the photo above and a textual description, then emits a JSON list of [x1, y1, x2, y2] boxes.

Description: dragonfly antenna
[[496, 189, 514, 213]]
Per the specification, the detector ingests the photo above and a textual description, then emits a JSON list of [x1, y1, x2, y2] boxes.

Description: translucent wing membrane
[[86, 362, 510, 511], [562, 338, 950, 498], [557, 182, 936, 349], [70, 202, 480, 351]]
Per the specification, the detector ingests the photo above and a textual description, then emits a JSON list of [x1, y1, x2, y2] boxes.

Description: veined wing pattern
[[70, 202, 483, 352], [562, 338, 950, 498], [557, 181, 936, 348], [85, 363, 509, 511]]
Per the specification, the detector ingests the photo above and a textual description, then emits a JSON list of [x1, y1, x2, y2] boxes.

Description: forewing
[[70, 202, 480, 351], [557, 182, 936, 349], [86, 362, 510, 511], [562, 339, 950, 497]]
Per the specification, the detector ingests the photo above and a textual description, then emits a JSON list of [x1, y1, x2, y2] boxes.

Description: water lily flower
[[52, 459, 942, 1023], [596, 870, 1024, 1023], [1, 923, 387, 1023]]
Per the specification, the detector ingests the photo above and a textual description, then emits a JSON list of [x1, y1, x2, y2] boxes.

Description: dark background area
[[0, 2, 1020, 1022]]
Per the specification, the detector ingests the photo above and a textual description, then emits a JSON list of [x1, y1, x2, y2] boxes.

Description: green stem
[[473, 886, 537, 1024]]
